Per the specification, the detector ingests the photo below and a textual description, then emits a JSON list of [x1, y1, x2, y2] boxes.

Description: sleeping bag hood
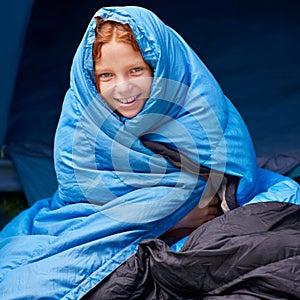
[[54, 5, 260, 207]]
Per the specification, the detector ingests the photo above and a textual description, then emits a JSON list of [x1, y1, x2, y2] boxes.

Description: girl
[[92, 17, 220, 240]]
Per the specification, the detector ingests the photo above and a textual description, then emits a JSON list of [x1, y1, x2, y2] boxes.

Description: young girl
[[0, 6, 299, 299], [92, 17, 220, 240]]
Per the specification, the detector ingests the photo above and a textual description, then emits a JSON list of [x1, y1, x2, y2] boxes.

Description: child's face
[[94, 40, 153, 119]]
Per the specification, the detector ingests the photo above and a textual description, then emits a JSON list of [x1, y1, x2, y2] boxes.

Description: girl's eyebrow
[[94, 65, 111, 74], [95, 60, 146, 73], [126, 60, 146, 67]]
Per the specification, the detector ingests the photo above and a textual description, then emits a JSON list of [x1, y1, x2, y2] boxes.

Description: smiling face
[[94, 40, 153, 119], [92, 19, 153, 119]]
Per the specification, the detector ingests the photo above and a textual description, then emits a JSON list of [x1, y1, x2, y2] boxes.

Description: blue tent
[[1, 0, 300, 209]]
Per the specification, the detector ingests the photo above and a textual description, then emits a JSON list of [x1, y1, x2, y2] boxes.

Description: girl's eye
[[99, 73, 113, 80], [131, 67, 143, 74]]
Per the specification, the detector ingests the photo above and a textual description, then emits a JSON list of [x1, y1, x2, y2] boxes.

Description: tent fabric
[[2, 142, 58, 205], [257, 151, 300, 175], [0, 0, 34, 147], [8, 153, 57, 206], [0, 158, 22, 193], [0, 5, 299, 299]]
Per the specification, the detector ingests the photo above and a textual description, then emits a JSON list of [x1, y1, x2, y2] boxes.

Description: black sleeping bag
[[83, 202, 300, 300]]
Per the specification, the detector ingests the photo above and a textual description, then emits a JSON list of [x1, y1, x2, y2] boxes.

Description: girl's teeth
[[118, 96, 136, 103]]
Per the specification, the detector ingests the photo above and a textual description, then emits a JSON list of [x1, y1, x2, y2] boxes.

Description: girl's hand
[[161, 196, 220, 240], [172, 196, 219, 230]]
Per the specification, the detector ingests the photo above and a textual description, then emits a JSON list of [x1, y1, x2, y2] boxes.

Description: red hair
[[92, 18, 141, 92]]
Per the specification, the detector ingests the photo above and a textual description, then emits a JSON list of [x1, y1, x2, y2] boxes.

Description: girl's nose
[[115, 77, 133, 94]]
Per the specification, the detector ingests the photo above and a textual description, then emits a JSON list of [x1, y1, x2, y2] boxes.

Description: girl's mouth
[[115, 95, 137, 104]]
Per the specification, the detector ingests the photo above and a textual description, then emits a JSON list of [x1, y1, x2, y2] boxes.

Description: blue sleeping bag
[[0, 6, 299, 299]]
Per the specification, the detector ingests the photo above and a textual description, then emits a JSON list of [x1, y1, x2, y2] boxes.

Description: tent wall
[[0, 0, 34, 146]]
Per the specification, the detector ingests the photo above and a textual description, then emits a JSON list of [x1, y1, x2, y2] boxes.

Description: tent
[[1, 0, 300, 206]]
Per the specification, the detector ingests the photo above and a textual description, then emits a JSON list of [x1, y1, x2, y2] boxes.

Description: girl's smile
[[94, 40, 153, 119]]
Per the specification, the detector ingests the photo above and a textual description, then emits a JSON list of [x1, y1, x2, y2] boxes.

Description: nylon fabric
[[83, 202, 300, 299]]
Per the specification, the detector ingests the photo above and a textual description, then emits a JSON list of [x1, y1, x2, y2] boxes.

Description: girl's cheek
[[99, 83, 109, 94]]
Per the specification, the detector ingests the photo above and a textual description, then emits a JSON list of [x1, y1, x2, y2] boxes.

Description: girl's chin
[[118, 111, 140, 119], [117, 107, 143, 119]]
